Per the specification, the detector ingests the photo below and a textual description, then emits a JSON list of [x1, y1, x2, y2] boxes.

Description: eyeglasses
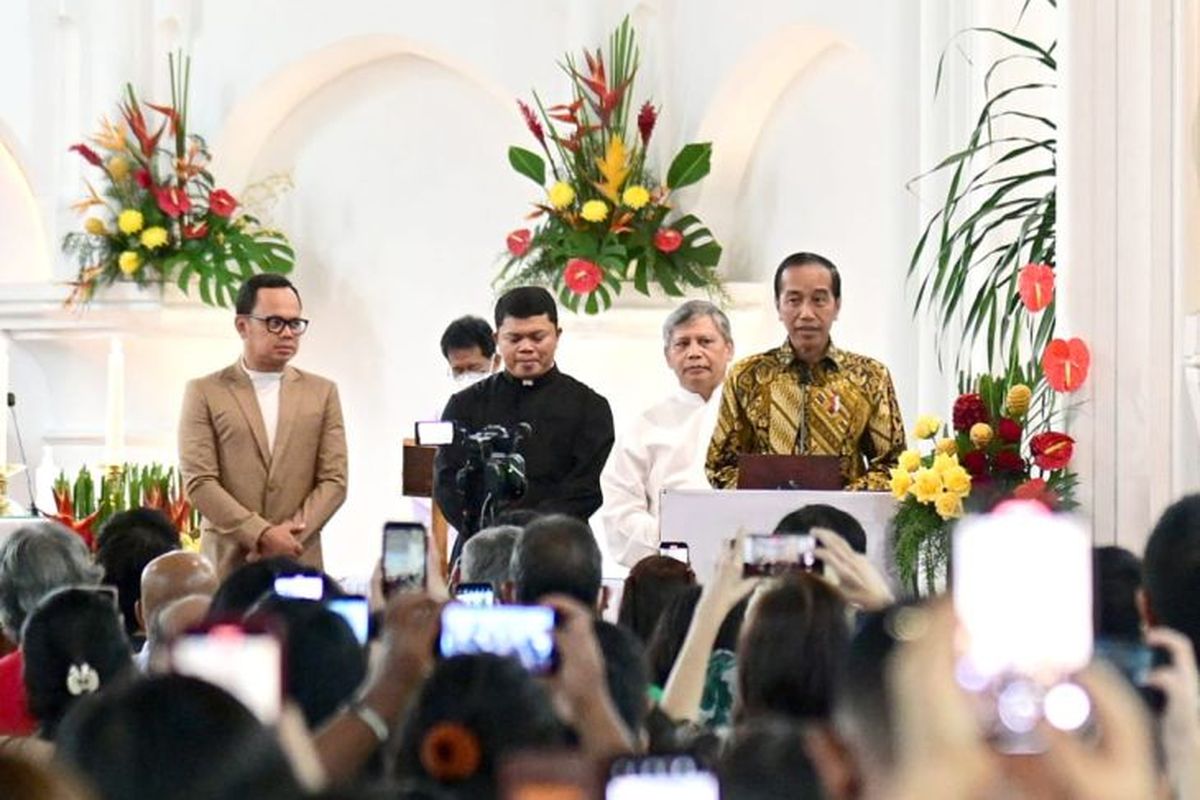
[[243, 315, 310, 335]]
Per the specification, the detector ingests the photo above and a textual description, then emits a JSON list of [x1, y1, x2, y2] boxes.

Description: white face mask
[[452, 370, 492, 389]]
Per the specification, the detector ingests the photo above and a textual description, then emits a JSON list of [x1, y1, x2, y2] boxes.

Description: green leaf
[[666, 143, 712, 190], [507, 146, 546, 186]]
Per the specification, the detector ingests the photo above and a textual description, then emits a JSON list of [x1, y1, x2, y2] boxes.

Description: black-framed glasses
[[243, 315, 309, 335]]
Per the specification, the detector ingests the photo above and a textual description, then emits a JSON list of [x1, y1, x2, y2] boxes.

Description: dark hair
[[235, 273, 301, 316], [736, 574, 849, 723], [1094, 546, 1143, 641], [248, 596, 367, 728], [398, 654, 565, 798], [490, 509, 543, 529], [56, 674, 304, 800], [208, 558, 344, 619], [617, 555, 696, 643], [593, 620, 650, 735], [22, 587, 134, 740], [440, 316, 496, 359], [95, 508, 180, 637], [772, 252, 841, 302], [509, 515, 602, 607], [493, 286, 558, 328], [718, 716, 826, 800], [644, 585, 747, 687], [1143, 494, 1200, 662], [832, 605, 906, 768], [774, 504, 867, 554]]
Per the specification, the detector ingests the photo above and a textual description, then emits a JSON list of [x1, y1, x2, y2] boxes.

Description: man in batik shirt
[[706, 252, 905, 491]]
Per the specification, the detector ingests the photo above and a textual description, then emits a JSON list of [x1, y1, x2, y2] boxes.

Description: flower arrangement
[[63, 53, 294, 307], [497, 17, 723, 313], [51, 463, 199, 551]]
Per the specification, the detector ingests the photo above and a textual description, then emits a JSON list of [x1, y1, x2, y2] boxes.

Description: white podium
[[660, 489, 898, 588]]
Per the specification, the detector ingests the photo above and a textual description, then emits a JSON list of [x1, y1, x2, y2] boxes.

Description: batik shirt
[[705, 341, 905, 491]]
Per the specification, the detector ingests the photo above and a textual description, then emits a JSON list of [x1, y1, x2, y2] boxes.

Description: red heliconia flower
[[654, 228, 683, 254], [1012, 477, 1059, 509], [578, 48, 631, 124], [563, 258, 603, 295], [120, 98, 166, 157], [1042, 338, 1091, 393], [961, 449, 989, 477], [135, 169, 153, 189], [952, 393, 989, 432], [992, 449, 1026, 474], [1030, 431, 1075, 471], [638, 101, 658, 147], [69, 143, 103, 167], [208, 189, 238, 218], [1018, 263, 1055, 312], [517, 100, 545, 145], [997, 417, 1023, 445], [506, 229, 532, 257], [145, 101, 182, 137], [547, 99, 584, 126], [154, 185, 192, 218], [183, 221, 209, 240]]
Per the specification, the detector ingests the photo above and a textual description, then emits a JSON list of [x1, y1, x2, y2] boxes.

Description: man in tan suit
[[179, 274, 347, 578]]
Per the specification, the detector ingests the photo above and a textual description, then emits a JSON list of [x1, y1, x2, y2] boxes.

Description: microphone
[[7, 392, 41, 517]]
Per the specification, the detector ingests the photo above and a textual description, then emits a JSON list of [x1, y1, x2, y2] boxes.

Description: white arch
[[0, 121, 51, 282]]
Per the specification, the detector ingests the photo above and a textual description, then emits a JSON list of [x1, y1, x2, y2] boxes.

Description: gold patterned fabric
[[705, 341, 905, 490]]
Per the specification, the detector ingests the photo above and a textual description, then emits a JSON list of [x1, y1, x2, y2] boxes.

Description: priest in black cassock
[[434, 287, 614, 550]]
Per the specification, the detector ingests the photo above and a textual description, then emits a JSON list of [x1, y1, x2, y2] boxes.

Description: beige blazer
[[178, 362, 348, 578]]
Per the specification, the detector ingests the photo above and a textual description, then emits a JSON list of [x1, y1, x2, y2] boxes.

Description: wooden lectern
[[402, 438, 449, 579]]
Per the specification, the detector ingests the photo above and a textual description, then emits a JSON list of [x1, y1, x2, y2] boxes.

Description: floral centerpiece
[[497, 18, 722, 313], [51, 463, 199, 551], [63, 53, 294, 307]]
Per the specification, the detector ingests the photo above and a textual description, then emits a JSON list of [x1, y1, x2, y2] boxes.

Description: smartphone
[[953, 506, 1093, 750], [605, 755, 719, 799], [742, 533, 820, 577], [659, 541, 690, 564], [438, 604, 557, 674], [498, 751, 597, 800], [382, 521, 427, 593], [416, 420, 455, 446], [454, 582, 496, 607], [327, 595, 371, 645], [273, 573, 324, 601], [169, 620, 283, 723], [1094, 638, 1169, 712]]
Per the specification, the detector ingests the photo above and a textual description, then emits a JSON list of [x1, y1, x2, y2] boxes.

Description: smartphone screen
[[438, 604, 557, 674], [382, 521, 427, 592], [170, 623, 282, 722], [742, 533, 819, 577], [273, 573, 324, 601], [454, 582, 496, 607], [659, 541, 690, 564], [415, 420, 455, 446], [327, 596, 370, 645], [606, 755, 719, 800]]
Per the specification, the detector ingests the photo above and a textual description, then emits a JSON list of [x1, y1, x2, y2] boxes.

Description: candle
[[104, 337, 125, 465]]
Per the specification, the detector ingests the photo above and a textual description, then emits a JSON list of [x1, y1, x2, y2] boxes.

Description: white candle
[[105, 337, 125, 465], [0, 335, 9, 470]]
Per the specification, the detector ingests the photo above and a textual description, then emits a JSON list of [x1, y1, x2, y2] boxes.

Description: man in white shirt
[[600, 300, 734, 567]]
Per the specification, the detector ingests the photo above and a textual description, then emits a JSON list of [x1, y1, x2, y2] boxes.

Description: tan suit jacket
[[179, 362, 348, 578]]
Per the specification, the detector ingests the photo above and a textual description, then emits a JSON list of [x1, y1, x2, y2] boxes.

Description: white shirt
[[600, 385, 722, 567], [241, 361, 284, 454]]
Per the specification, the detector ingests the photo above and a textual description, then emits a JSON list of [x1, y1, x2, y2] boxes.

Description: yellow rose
[[580, 199, 609, 223], [898, 449, 921, 473], [84, 217, 108, 236], [621, 185, 650, 209], [970, 422, 993, 449], [107, 155, 130, 181], [889, 467, 913, 500], [140, 226, 168, 250], [117, 209, 144, 235], [913, 414, 942, 440], [117, 251, 140, 276], [943, 465, 972, 497], [932, 452, 958, 476], [935, 490, 964, 520], [935, 437, 958, 456], [548, 182, 576, 209], [911, 468, 942, 504], [1006, 384, 1032, 417]]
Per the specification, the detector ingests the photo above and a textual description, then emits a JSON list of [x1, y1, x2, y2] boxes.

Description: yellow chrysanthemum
[[911, 468, 943, 504], [117, 251, 140, 276], [931, 452, 958, 476], [84, 217, 108, 236], [935, 437, 958, 456], [935, 490, 964, 520], [889, 467, 913, 500], [621, 185, 650, 210], [140, 226, 168, 250], [913, 415, 942, 440], [548, 182, 576, 209], [943, 465, 972, 497], [969, 423, 993, 449], [117, 209, 144, 235], [107, 156, 130, 181], [580, 199, 609, 223], [898, 449, 921, 473], [1006, 384, 1032, 417]]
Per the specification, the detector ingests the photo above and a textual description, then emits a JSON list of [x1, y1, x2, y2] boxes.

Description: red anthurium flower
[[506, 229, 532, 257], [1018, 263, 1055, 312], [563, 258, 603, 295], [1042, 338, 1091, 393], [154, 185, 192, 218], [997, 417, 1023, 444], [638, 102, 658, 147], [69, 143, 103, 167], [208, 189, 238, 218], [183, 221, 209, 240], [952, 393, 989, 432], [654, 228, 683, 254], [1030, 432, 1074, 471], [1012, 477, 1059, 509], [135, 169, 153, 189]]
